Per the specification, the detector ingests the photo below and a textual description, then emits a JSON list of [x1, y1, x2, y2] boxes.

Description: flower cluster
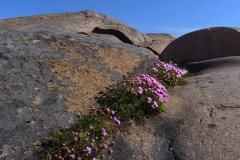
[[129, 74, 169, 104], [103, 74, 169, 124], [149, 60, 188, 86], [40, 107, 119, 160], [37, 59, 188, 160]]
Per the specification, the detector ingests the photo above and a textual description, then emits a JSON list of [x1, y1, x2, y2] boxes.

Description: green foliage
[[37, 111, 116, 160], [148, 68, 177, 88], [101, 82, 166, 125], [148, 60, 188, 89], [176, 77, 187, 86], [182, 72, 203, 77], [33, 59, 189, 160]]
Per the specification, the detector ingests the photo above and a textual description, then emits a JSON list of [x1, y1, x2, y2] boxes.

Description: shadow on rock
[[108, 115, 184, 160], [150, 116, 185, 160]]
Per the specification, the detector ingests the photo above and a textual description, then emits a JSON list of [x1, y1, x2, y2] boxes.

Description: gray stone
[[0, 10, 152, 47], [161, 27, 240, 64], [110, 57, 240, 160], [0, 29, 157, 159], [0, 11, 176, 57]]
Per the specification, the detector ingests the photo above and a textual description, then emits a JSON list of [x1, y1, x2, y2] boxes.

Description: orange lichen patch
[[33, 96, 42, 105], [44, 59, 112, 114], [50, 39, 141, 75], [50, 40, 99, 63], [32, 140, 42, 149], [77, 41, 141, 75], [46, 39, 141, 114], [96, 46, 141, 75], [49, 40, 63, 52], [50, 40, 85, 61]]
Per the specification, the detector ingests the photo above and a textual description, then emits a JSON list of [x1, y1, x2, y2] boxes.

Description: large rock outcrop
[[0, 11, 151, 45], [0, 10, 174, 56], [161, 27, 240, 64], [0, 28, 157, 159], [4, 10, 240, 160]]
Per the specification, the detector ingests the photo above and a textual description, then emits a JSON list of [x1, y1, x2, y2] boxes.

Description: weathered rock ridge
[[0, 10, 173, 55]]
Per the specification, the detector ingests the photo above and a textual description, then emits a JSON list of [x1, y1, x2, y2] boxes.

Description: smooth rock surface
[[165, 65, 240, 160], [161, 27, 240, 64], [184, 56, 240, 73]]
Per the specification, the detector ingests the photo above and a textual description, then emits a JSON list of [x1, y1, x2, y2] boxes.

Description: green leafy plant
[[33, 59, 188, 160], [100, 74, 168, 125], [148, 60, 188, 88], [182, 72, 203, 78], [36, 108, 119, 160]]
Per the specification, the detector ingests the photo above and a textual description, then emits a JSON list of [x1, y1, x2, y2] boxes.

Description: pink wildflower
[[137, 87, 143, 94], [115, 119, 121, 125], [74, 137, 78, 142], [103, 143, 108, 149], [151, 101, 158, 109], [84, 146, 91, 154], [105, 108, 110, 113], [147, 97, 152, 103], [111, 110, 115, 115], [151, 67, 157, 72], [101, 128, 108, 137], [109, 148, 113, 154], [70, 154, 75, 159]]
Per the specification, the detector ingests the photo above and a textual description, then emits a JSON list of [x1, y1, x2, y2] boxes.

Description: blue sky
[[1, 0, 240, 37]]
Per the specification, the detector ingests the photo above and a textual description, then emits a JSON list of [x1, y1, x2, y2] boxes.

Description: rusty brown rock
[[92, 26, 153, 45], [146, 33, 175, 56], [146, 33, 175, 40], [134, 33, 175, 55], [161, 27, 240, 64]]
